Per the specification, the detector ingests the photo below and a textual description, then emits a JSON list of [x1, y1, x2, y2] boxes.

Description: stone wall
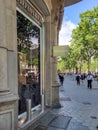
[[0, 0, 64, 129], [0, 0, 18, 130]]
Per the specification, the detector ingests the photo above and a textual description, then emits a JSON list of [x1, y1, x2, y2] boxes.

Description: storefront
[[0, 0, 47, 129], [0, 0, 81, 130], [16, 0, 46, 128]]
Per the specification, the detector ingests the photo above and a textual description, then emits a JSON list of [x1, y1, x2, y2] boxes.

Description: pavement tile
[[67, 120, 89, 130], [50, 115, 71, 129], [47, 126, 64, 130], [33, 125, 46, 130], [37, 112, 57, 127]]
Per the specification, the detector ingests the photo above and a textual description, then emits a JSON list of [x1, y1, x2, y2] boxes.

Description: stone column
[[44, 14, 61, 108], [51, 13, 61, 108], [0, 1, 8, 92], [44, 16, 52, 107], [0, 0, 18, 130]]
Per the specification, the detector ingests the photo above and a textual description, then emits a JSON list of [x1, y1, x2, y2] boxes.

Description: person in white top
[[87, 71, 93, 89]]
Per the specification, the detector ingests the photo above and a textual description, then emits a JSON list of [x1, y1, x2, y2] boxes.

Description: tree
[[17, 11, 39, 47], [17, 11, 40, 75], [71, 6, 98, 71]]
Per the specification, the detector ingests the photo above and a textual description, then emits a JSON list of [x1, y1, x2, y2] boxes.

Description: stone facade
[[0, 0, 18, 130], [0, 0, 81, 130]]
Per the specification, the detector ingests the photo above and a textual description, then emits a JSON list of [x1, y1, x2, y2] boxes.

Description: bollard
[[26, 99, 31, 121]]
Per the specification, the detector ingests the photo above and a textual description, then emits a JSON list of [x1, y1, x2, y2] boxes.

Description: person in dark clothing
[[58, 73, 64, 86], [76, 74, 81, 85], [81, 73, 85, 85]]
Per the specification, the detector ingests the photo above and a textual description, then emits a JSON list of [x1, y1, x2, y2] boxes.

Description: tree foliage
[[71, 6, 98, 71], [17, 11, 40, 47], [58, 6, 98, 72]]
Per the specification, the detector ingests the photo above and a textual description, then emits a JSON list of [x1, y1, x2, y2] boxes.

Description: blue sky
[[59, 0, 98, 45]]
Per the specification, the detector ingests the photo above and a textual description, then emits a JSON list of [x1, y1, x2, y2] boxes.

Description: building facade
[[0, 0, 81, 130]]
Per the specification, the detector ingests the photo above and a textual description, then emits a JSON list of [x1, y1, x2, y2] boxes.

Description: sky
[[59, 0, 98, 46]]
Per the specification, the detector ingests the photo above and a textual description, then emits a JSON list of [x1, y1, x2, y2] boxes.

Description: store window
[[17, 11, 41, 115]]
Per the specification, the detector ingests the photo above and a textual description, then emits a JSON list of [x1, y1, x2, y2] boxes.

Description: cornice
[[29, 0, 50, 16], [64, 0, 82, 7]]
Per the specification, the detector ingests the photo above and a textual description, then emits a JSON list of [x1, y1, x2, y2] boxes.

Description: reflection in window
[[17, 11, 41, 115]]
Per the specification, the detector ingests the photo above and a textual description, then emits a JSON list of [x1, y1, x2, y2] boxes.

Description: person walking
[[87, 71, 93, 89], [76, 73, 81, 85], [81, 73, 85, 85], [58, 73, 64, 86]]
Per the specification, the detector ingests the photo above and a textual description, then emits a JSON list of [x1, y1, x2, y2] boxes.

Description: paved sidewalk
[[29, 75, 98, 130]]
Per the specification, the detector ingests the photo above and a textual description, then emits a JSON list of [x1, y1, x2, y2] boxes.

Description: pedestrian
[[81, 73, 85, 85], [72, 72, 75, 80], [58, 73, 64, 86], [87, 71, 93, 89], [76, 73, 81, 85]]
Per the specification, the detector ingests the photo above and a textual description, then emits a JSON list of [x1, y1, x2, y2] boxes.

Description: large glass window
[[17, 11, 41, 115]]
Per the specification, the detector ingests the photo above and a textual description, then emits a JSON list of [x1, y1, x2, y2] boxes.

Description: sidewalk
[[28, 76, 98, 130]]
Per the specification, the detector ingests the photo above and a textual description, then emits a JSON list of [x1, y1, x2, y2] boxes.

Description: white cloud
[[59, 20, 77, 45]]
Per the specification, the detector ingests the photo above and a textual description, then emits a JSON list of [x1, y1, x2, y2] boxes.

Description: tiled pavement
[[28, 75, 98, 130]]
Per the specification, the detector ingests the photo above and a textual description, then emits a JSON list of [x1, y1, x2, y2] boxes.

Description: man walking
[[87, 71, 93, 89]]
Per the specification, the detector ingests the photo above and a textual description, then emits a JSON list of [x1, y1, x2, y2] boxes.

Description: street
[[58, 75, 98, 130], [29, 75, 98, 130], [60, 75, 98, 104]]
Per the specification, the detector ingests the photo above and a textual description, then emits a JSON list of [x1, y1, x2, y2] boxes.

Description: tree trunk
[[76, 66, 78, 73], [87, 57, 91, 72], [79, 65, 81, 74]]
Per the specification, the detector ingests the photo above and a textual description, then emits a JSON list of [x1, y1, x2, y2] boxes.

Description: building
[[0, 0, 81, 130]]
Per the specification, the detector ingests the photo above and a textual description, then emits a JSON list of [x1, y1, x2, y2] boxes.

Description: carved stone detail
[[16, 0, 43, 25], [0, 49, 8, 92], [0, 109, 14, 130], [0, 1, 6, 48]]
